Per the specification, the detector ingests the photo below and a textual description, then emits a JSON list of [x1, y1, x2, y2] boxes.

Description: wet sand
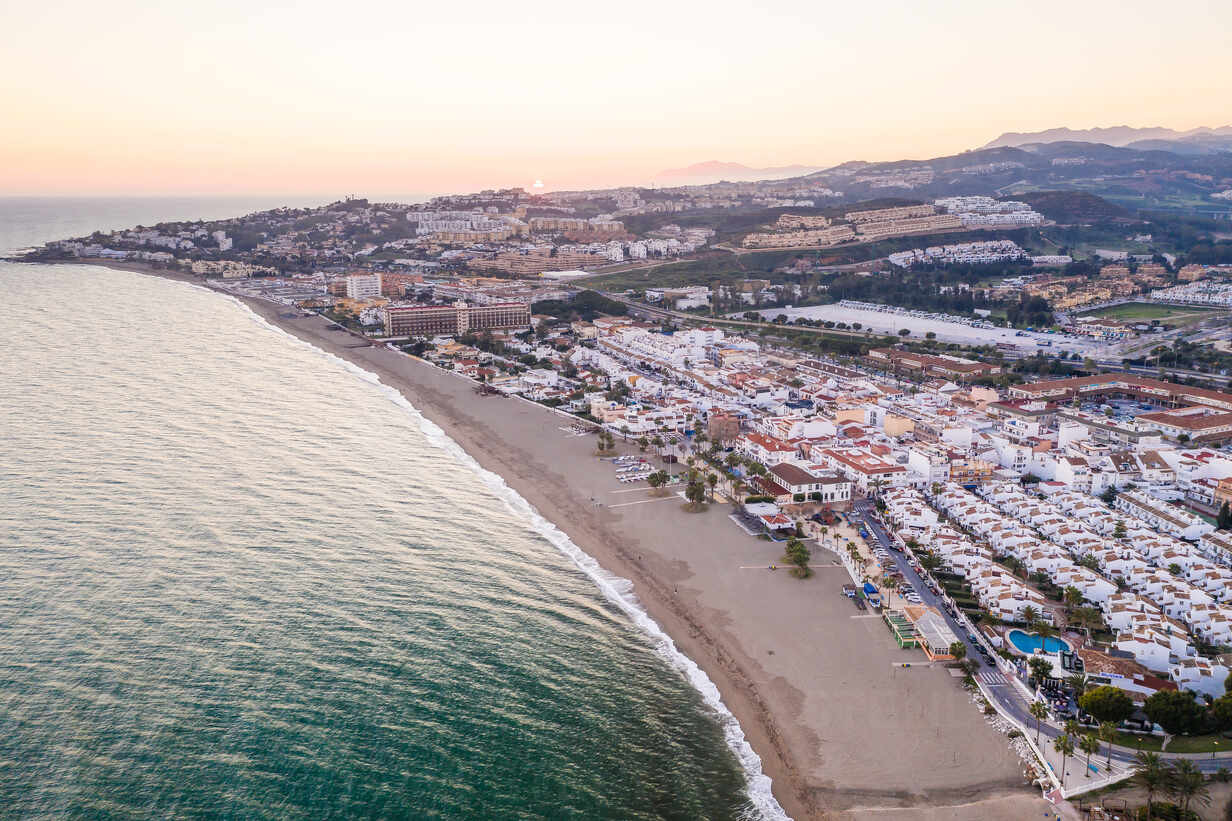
[[71, 262, 1052, 819]]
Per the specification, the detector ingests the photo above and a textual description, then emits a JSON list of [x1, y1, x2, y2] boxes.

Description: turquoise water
[[1007, 629, 1070, 655], [0, 217, 777, 819]]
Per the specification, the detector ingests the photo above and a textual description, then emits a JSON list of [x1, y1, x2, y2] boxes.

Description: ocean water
[[0, 201, 778, 819]]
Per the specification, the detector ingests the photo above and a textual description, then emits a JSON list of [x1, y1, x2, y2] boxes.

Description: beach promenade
[[101, 263, 1056, 819]]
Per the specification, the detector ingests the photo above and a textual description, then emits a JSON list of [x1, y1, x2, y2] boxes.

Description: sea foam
[[224, 297, 790, 821]]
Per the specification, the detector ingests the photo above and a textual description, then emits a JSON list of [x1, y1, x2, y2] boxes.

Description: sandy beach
[[70, 261, 1056, 820]]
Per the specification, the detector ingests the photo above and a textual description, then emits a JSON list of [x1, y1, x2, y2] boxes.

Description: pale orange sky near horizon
[[3, 0, 1231, 198]]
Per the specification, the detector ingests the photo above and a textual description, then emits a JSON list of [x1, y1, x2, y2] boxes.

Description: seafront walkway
[[850, 501, 1232, 798]]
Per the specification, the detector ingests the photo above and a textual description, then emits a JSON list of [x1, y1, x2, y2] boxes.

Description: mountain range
[[647, 127, 1232, 216], [653, 161, 823, 184], [984, 125, 1232, 155]]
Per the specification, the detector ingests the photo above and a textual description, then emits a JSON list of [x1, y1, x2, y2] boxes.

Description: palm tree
[[882, 575, 899, 605], [1078, 733, 1100, 777], [1133, 751, 1167, 821], [1021, 605, 1040, 626], [706, 472, 718, 502], [1029, 701, 1049, 743], [1167, 759, 1210, 817], [1053, 733, 1075, 786], [1098, 721, 1117, 768]]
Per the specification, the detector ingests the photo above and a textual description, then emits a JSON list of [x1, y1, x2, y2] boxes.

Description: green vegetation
[[1080, 302, 1225, 322], [784, 538, 811, 578], [532, 290, 628, 320], [1079, 685, 1136, 724], [1008, 191, 1128, 222], [1143, 690, 1205, 736]]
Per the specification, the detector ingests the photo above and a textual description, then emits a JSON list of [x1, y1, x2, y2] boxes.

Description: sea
[[0, 198, 782, 820]]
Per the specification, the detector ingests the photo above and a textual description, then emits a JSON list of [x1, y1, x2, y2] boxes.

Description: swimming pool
[[1007, 629, 1070, 655]]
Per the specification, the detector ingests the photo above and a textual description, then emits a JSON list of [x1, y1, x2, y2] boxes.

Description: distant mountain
[[984, 125, 1232, 150], [778, 141, 1232, 217], [654, 161, 823, 184]]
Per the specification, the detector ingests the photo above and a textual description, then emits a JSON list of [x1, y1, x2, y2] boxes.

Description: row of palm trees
[[1133, 751, 1211, 819], [1029, 704, 1120, 780], [1029, 699, 1215, 817]]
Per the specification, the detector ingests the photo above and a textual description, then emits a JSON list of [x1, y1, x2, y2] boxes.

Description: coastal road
[[850, 499, 1232, 780]]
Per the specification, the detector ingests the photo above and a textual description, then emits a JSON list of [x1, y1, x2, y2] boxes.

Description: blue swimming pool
[[1007, 629, 1069, 655]]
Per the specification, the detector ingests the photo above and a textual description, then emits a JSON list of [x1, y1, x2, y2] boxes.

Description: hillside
[[984, 125, 1232, 149], [786, 142, 1232, 216], [1001, 191, 1127, 222]]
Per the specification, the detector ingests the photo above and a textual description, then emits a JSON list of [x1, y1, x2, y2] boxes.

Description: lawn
[[1079, 302, 1225, 322], [1101, 731, 1231, 755]]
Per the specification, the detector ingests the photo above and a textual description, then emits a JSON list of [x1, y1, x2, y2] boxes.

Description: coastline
[[58, 260, 1054, 820]]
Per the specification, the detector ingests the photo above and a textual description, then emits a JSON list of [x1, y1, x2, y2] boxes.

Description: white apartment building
[[346, 273, 382, 300]]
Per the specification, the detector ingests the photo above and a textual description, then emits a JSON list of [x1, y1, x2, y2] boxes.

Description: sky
[[3, 0, 1231, 197]]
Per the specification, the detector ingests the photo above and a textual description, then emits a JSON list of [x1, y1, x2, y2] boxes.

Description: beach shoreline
[[52, 259, 1052, 820]]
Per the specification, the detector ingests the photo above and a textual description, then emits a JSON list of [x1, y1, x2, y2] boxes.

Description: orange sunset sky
[[4, 0, 1231, 197]]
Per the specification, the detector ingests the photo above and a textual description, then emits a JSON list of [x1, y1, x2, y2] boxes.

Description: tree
[[684, 479, 707, 511], [637, 436, 648, 453], [1078, 733, 1100, 777], [1134, 751, 1167, 821], [706, 472, 718, 502], [1067, 674, 1088, 697], [1080, 686, 1135, 725], [1113, 520, 1127, 539], [1143, 690, 1203, 736], [882, 575, 899, 603], [785, 538, 811, 577], [1219, 501, 1232, 531], [646, 470, 669, 496], [1211, 693, 1232, 732], [1028, 656, 1054, 685], [1063, 585, 1085, 610], [1021, 605, 1040, 625], [1053, 733, 1075, 786], [949, 641, 967, 662], [1029, 700, 1049, 743], [1100, 486, 1118, 505], [1099, 721, 1117, 768], [898, 328, 910, 337], [1168, 758, 1211, 817]]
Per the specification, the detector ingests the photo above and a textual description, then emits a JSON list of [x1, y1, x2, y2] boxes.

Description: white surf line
[[224, 298, 789, 821], [608, 497, 678, 509]]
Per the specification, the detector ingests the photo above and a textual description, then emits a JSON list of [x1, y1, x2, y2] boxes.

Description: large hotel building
[[384, 301, 531, 337]]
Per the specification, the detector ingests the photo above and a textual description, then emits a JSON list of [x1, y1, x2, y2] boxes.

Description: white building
[[346, 273, 382, 300]]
